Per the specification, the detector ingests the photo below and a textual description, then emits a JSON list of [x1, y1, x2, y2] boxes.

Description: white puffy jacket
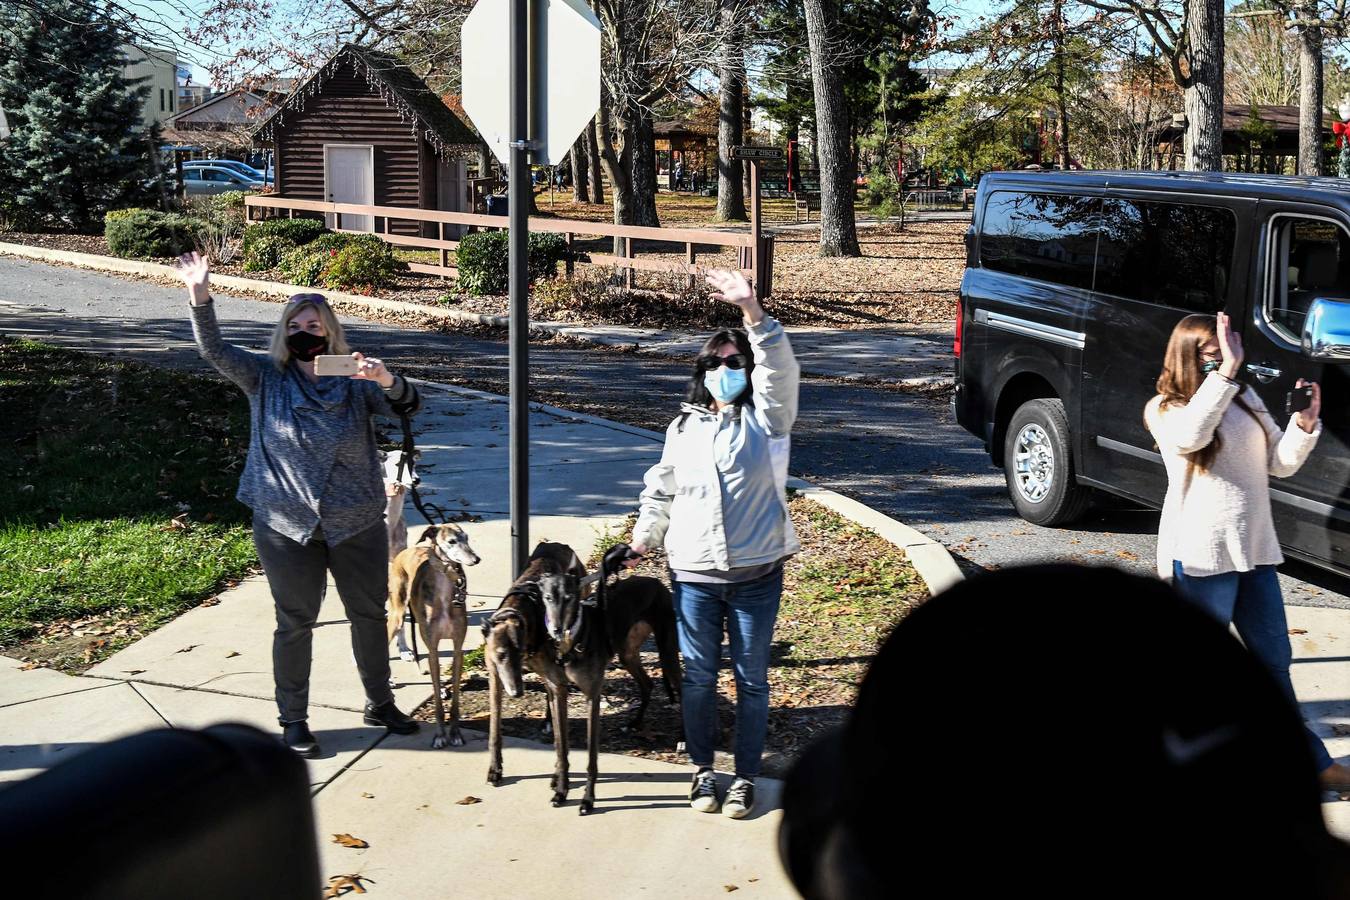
[[633, 317, 801, 570]]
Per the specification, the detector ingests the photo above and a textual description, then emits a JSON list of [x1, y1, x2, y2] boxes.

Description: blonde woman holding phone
[[176, 251, 421, 758]]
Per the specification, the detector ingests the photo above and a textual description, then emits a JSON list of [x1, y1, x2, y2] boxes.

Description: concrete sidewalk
[[0, 379, 799, 897], [2, 306, 1349, 890]]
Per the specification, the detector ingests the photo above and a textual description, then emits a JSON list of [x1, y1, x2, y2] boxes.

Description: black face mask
[[286, 330, 328, 362]]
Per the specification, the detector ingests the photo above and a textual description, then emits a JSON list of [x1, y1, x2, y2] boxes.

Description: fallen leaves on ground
[[225, 651, 240, 658], [1290, 628, 1309, 635], [456, 796, 482, 805], [175, 644, 198, 654], [331, 834, 369, 849], [324, 874, 368, 897], [1331, 724, 1350, 737]]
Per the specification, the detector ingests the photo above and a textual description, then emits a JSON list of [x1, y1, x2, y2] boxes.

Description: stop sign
[[461, 0, 601, 166]]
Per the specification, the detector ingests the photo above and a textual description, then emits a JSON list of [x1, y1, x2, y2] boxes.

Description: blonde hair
[[1153, 313, 1261, 473], [267, 295, 350, 372]]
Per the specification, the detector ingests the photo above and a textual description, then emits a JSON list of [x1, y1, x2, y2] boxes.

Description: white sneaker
[[689, 767, 720, 813], [723, 776, 754, 819]]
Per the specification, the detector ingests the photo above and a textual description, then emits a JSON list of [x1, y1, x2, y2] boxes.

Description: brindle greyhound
[[482, 542, 681, 815]]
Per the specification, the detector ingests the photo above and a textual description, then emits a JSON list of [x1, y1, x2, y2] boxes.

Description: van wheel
[[1003, 399, 1091, 527]]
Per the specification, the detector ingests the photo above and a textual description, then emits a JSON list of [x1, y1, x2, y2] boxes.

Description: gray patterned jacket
[[190, 302, 420, 545]]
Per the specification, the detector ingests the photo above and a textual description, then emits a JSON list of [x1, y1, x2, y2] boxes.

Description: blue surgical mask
[[1201, 360, 1221, 375], [704, 366, 747, 404]]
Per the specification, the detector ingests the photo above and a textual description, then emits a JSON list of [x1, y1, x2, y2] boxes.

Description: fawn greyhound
[[388, 523, 481, 748], [482, 542, 680, 814]]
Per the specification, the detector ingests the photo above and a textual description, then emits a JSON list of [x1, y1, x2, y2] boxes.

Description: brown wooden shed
[[253, 44, 479, 236]]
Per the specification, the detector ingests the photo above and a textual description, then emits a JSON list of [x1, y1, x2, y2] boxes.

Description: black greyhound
[[482, 542, 681, 815]]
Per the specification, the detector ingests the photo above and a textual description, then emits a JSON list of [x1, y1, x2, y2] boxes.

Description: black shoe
[[282, 721, 321, 759], [689, 767, 720, 813], [363, 700, 419, 735], [723, 776, 755, 819]]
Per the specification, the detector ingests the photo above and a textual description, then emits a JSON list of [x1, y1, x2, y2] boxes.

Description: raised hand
[[706, 269, 764, 325], [176, 252, 211, 306], [350, 352, 395, 389], [1217, 311, 1244, 380]]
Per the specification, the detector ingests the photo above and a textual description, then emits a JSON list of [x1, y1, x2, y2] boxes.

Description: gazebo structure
[[654, 119, 714, 192], [1151, 104, 1334, 172], [252, 44, 480, 237]]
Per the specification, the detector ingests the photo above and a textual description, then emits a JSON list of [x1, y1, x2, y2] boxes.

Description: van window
[[1265, 216, 1350, 343], [979, 191, 1099, 290], [1094, 199, 1236, 312]]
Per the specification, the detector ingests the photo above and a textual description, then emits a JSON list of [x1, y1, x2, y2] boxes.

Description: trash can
[[486, 194, 509, 217]]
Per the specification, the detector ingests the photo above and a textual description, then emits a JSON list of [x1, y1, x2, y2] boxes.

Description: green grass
[[0, 339, 258, 659]]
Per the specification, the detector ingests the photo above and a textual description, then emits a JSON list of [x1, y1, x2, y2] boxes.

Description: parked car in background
[[183, 159, 272, 184], [182, 165, 263, 196], [954, 170, 1350, 579]]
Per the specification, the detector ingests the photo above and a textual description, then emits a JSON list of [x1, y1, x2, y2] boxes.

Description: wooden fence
[[243, 195, 774, 299]]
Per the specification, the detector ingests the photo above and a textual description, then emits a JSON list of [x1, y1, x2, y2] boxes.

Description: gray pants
[[252, 516, 394, 724]]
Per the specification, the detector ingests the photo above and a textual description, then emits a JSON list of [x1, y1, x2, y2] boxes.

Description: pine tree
[[0, 0, 157, 231]]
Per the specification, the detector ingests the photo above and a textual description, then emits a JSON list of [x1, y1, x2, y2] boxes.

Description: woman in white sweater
[[1146, 312, 1350, 790]]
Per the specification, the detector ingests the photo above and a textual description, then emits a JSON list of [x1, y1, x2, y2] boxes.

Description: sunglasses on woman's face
[[700, 353, 747, 371]]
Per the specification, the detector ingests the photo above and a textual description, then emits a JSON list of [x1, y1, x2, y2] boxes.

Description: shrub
[[278, 247, 330, 287], [105, 210, 204, 259], [241, 217, 327, 254], [210, 191, 251, 215], [323, 236, 407, 291], [242, 234, 295, 272], [306, 232, 358, 254], [455, 230, 571, 296], [103, 207, 150, 227]]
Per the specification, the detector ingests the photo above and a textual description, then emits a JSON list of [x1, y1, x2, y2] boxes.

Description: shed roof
[[254, 44, 479, 156]]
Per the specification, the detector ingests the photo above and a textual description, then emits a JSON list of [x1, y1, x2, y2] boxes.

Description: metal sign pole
[[509, 0, 531, 577]]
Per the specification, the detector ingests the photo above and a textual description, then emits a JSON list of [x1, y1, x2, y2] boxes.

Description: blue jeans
[[672, 570, 783, 777], [1172, 562, 1333, 771]]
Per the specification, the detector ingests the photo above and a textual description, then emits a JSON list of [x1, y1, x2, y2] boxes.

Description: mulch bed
[[413, 495, 928, 778]]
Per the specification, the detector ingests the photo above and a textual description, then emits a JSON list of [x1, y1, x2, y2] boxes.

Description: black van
[[954, 171, 1350, 577]]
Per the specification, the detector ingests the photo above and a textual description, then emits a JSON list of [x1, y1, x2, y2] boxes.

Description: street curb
[[0, 241, 954, 388], [410, 378, 966, 597]]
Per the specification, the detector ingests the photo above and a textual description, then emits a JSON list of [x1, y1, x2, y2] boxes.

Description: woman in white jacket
[[627, 269, 800, 820], [1146, 312, 1350, 790]]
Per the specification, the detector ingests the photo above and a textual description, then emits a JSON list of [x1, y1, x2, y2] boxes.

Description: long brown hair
[[1154, 314, 1263, 473]]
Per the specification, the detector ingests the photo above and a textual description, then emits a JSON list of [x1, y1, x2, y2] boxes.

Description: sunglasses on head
[[700, 353, 747, 371], [287, 293, 328, 307]]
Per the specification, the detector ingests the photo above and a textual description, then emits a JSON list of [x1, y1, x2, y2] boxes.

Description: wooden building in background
[[253, 45, 479, 236]]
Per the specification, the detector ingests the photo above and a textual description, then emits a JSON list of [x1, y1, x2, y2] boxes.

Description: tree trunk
[[716, 0, 747, 221], [596, 100, 637, 254], [571, 133, 590, 202], [802, 0, 860, 256], [628, 104, 661, 227], [1052, 0, 1070, 168], [1297, 4, 1324, 177], [1183, 0, 1225, 171], [477, 140, 493, 181], [587, 115, 605, 204]]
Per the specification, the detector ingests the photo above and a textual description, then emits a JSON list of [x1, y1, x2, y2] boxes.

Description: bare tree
[[1227, 2, 1300, 105], [570, 133, 590, 203], [802, 0, 860, 256], [1228, 0, 1350, 176], [716, 0, 748, 221], [1077, 0, 1225, 171]]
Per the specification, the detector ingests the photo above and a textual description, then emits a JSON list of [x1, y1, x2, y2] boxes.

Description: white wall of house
[[122, 44, 179, 130]]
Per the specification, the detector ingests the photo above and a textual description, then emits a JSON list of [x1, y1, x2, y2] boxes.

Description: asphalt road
[[2, 254, 1347, 610]]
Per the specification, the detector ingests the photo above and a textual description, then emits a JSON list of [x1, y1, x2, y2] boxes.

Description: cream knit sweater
[[1144, 373, 1320, 579]]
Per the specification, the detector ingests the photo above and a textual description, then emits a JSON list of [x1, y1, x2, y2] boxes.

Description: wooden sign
[[729, 145, 784, 161]]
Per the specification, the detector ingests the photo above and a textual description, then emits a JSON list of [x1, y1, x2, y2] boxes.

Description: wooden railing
[[243, 195, 774, 299]]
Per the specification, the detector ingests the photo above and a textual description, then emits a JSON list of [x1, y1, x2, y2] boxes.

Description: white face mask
[[704, 366, 747, 404]]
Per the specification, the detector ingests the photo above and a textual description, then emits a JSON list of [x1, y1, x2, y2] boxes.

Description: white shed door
[[324, 145, 373, 232]]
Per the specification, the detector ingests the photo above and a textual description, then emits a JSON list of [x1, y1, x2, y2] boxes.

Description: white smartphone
[[314, 354, 359, 376]]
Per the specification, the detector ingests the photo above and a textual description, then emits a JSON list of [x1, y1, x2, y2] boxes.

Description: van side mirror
[[1302, 297, 1350, 361]]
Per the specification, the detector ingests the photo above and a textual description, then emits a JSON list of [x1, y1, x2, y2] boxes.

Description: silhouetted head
[[780, 564, 1350, 897]]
